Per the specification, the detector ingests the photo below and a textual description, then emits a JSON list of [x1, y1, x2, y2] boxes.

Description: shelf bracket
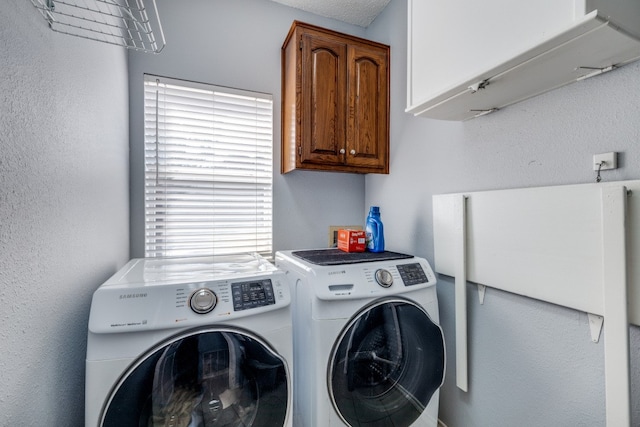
[[477, 284, 486, 304], [587, 313, 603, 343], [470, 108, 498, 118], [576, 65, 615, 81], [468, 78, 490, 93], [44, 0, 55, 25]]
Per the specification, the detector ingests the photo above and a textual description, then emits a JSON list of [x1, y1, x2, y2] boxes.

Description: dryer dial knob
[[190, 288, 217, 314], [375, 269, 393, 288]]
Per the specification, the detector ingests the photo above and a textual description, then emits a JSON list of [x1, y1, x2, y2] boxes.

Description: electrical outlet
[[593, 152, 617, 171]]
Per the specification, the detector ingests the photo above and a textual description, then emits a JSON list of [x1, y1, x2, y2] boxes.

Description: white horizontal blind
[[144, 75, 273, 258]]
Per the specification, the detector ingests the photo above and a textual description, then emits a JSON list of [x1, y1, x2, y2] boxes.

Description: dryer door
[[100, 327, 290, 427], [328, 297, 445, 427]]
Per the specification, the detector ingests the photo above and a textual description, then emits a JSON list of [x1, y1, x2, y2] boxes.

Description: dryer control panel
[[275, 251, 437, 301], [396, 263, 430, 286]]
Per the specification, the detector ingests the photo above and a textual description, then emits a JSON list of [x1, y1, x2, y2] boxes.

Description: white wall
[[128, 0, 373, 257], [0, 2, 129, 425], [367, 0, 640, 425]]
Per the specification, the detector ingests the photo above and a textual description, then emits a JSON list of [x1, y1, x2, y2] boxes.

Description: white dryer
[[85, 253, 293, 427], [276, 249, 445, 427]]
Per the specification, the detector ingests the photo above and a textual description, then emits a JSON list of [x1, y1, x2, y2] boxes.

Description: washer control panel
[[89, 269, 291, 333], [231, 279, 276, 311]]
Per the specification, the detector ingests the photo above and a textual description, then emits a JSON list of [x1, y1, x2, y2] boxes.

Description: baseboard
[[437, 420, 448, 427]]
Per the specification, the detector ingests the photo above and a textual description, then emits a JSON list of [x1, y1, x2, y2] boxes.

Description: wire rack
[[30, 0, 166, 53]]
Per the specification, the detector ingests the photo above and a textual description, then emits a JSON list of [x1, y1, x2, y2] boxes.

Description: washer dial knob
[[190, 288, 217, 314], [375, 269, 393, 288]]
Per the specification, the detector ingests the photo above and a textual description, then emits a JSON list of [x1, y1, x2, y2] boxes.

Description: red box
[[337, 229, 366, 252]]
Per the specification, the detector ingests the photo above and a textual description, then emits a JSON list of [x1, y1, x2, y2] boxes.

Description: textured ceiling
[[268, 0, 391, 27]]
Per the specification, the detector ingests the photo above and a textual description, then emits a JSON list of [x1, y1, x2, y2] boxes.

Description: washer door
[[328, 298, 445, 427], [101, 327, 290, 427]]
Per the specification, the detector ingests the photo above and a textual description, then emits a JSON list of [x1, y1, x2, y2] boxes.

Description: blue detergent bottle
[[365, 206, 385, 252]]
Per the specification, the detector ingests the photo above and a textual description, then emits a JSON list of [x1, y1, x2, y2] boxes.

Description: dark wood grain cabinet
[[281, 21, 390, 174]]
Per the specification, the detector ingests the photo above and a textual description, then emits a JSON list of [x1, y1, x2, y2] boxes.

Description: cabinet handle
[[350, 149, 356, 155], [339, 149, 346, 154]]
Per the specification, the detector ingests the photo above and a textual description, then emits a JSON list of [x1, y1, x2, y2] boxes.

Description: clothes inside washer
[[101, 329, 289, 427], [150, 333, 257, 427]]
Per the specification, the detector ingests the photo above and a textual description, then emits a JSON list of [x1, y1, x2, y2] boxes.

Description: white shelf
[[407, 0, 640, 121]]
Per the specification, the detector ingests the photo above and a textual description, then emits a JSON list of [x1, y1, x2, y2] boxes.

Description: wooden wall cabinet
[[281, 21, 390, 174]]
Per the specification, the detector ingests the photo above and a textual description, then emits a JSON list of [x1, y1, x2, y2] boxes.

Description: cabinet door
[[281, 21, 390, 174], [300, 32, 347, 166], [347, 44, 389, 172]]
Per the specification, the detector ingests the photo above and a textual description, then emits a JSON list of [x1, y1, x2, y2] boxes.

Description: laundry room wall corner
[[0, 2, 129, 425]]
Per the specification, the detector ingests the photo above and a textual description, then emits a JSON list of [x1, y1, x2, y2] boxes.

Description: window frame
[[143, 74, 274, 259]]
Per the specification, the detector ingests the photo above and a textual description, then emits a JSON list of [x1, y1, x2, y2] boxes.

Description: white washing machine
[[276, 249, 445, 427], [85, 253, 293, 427]]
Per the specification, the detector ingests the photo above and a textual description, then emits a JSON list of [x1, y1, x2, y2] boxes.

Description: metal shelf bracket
[[477, 284, 486, 304], [587, 313, 604, 343]]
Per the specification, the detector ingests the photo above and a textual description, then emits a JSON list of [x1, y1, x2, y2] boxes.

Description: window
[[144, 75, 273, 258]]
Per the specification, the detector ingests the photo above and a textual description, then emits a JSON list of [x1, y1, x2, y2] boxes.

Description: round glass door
[[101, 327, 290, 427], [328, 298, 445, 427]]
